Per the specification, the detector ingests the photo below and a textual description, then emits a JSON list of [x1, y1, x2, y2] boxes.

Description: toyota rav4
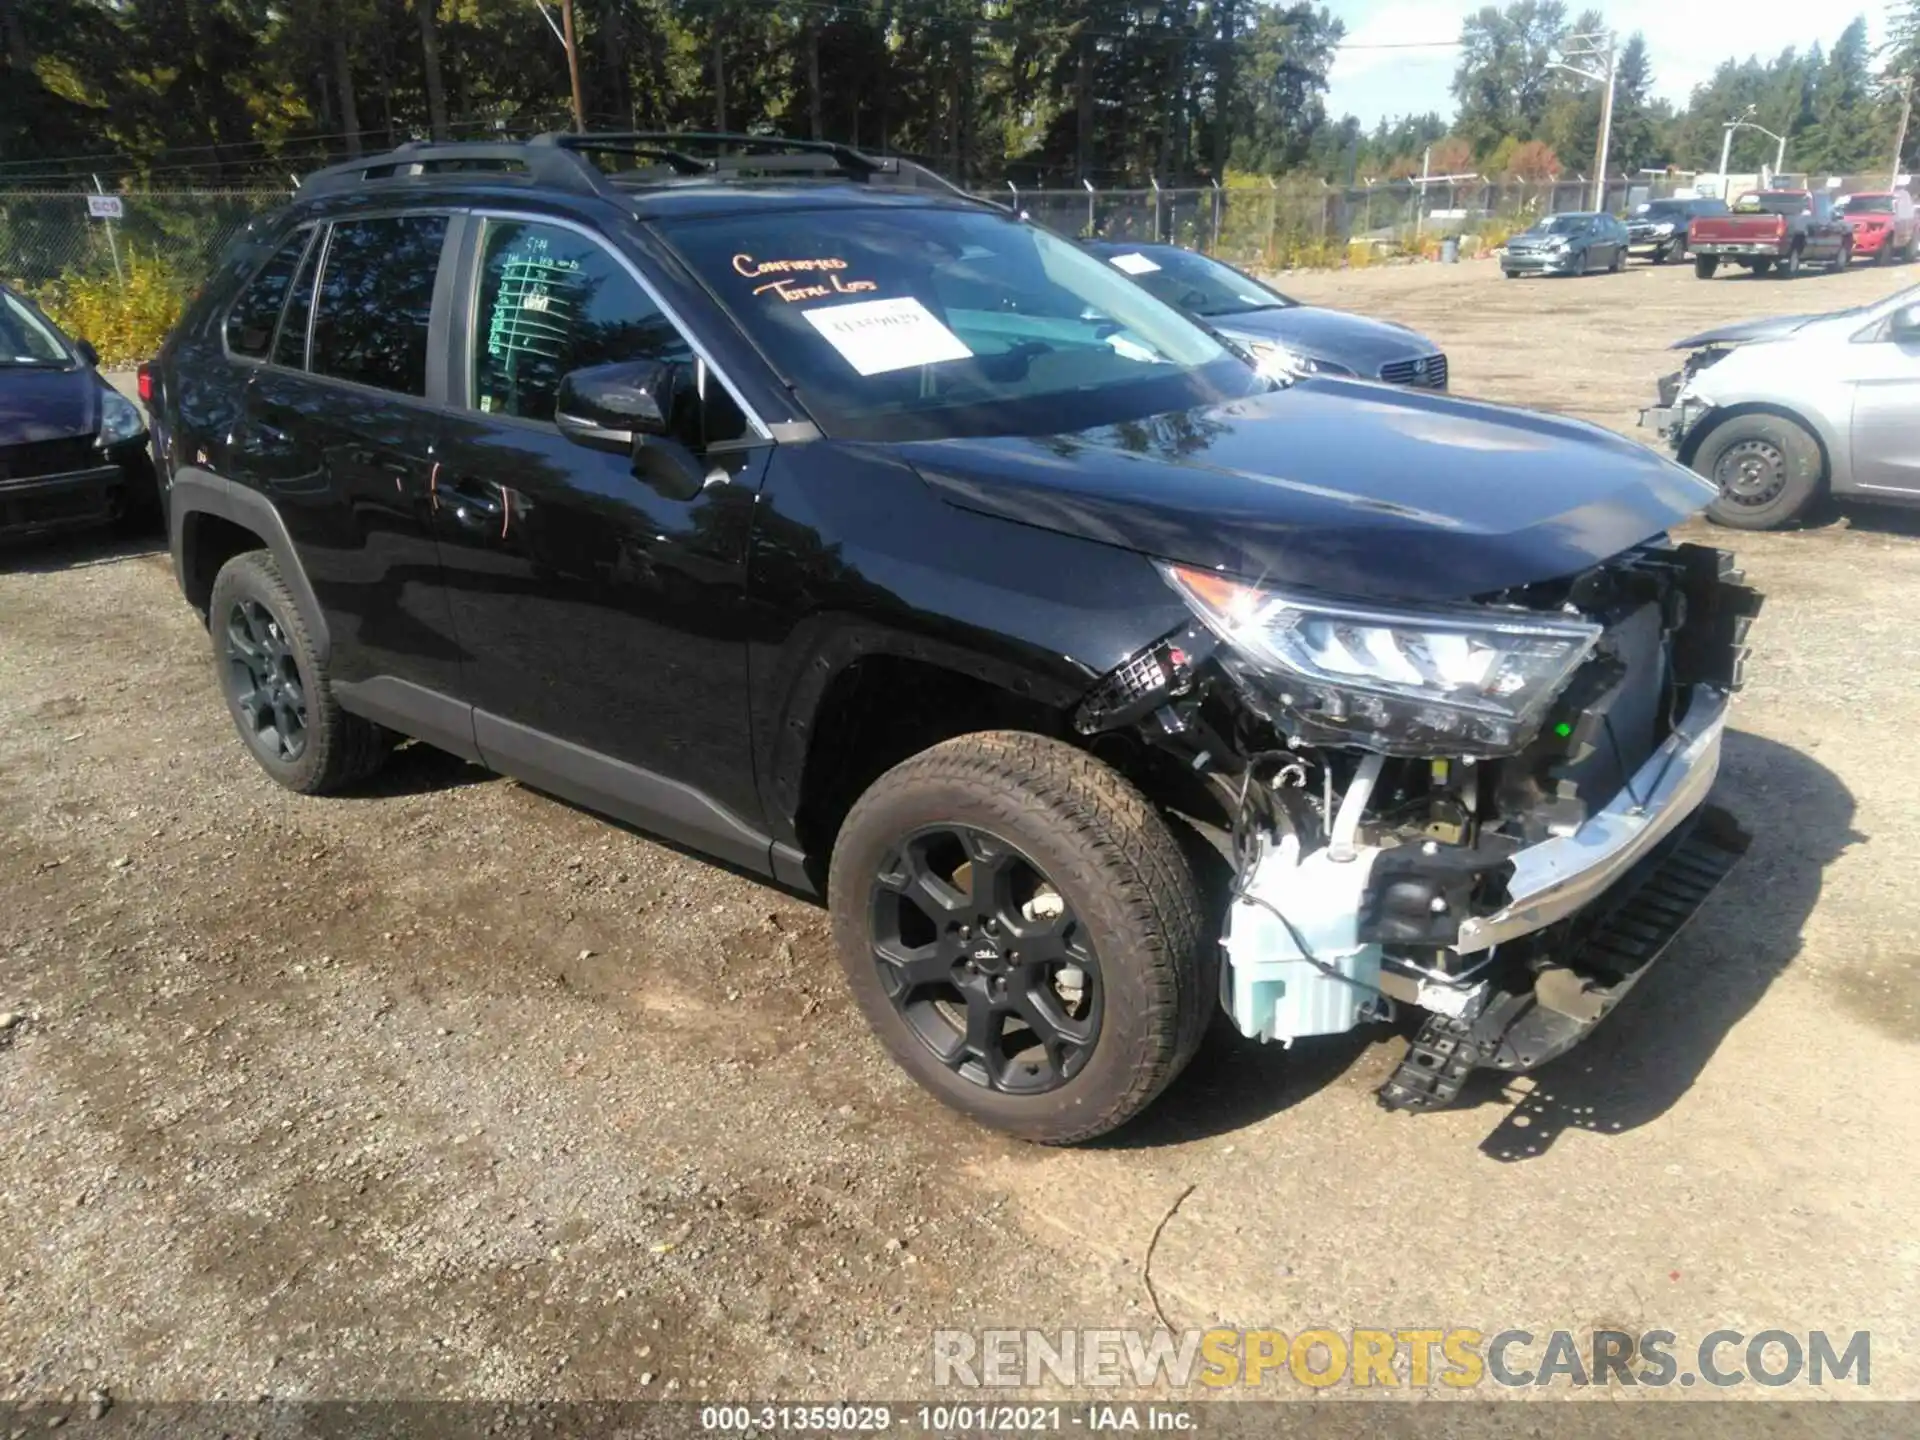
[[147, 133, 1761, 1143]]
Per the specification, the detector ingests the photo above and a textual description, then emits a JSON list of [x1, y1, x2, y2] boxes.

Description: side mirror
[[555, 360, 676, 453], [554, 358, 708, 502], [1892, 305, 1920, 342], [73, 339, 99, 368]]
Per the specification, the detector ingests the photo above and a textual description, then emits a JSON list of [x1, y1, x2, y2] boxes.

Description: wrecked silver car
[[1640, 282, 1920, 529]]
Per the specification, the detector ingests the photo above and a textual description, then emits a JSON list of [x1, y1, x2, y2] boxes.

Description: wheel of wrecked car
[[827, 732, 1209, 1144], [208, 551, 392, 795], [1691, 413, 1824, 530], [1832, 240, 1852, 272]]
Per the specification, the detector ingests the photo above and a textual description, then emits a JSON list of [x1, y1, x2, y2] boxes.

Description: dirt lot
[[3, 256, 1919, 1415]]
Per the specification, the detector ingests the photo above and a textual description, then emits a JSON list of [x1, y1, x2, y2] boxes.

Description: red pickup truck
[[1689, 190, 1854, 278]]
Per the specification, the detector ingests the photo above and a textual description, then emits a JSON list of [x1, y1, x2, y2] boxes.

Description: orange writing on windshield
[[733, 255, 880, 303]]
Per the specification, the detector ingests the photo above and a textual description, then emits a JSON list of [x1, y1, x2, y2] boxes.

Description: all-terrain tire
[[1691, 412, 1825, 531], [207, 550, 391, 795], [828, 731, 1210, 1145], [1695, 255, 1718, 279]]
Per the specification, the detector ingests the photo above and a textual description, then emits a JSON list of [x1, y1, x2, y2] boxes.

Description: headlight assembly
[[1242, 340, 1353, 382], [1163, 564, 1602, 755], [98, 388, 146, 446]]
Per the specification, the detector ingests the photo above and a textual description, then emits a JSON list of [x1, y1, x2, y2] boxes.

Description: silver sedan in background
[[1639, 282, 1920, 529]]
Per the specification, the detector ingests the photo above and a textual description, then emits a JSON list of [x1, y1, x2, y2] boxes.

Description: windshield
[[0, 289, 74, 368], [1843, 195, 1896, 215], [1636, 202, 1686, 219], [662, 205, 1262, 442], [1093, 246, 1294, 319], [1733, 193, 1808, 216], [1537, 216, 1591, 235]]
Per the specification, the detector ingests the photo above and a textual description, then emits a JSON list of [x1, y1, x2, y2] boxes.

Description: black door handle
[[437, 477, 504, 529]]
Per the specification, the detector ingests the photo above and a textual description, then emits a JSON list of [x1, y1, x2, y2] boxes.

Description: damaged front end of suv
[[1075, 540, 1761, 1111]]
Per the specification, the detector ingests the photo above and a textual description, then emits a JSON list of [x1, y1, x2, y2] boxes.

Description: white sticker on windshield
[[1108, 252, 1162, 275], [802, 296, 973, 376]]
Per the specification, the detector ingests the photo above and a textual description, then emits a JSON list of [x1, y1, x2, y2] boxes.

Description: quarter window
[[471, 218, 745, 442], [310, 215, 448, 395], [225, 232, 309, 360], [272, 228, 323, 370]]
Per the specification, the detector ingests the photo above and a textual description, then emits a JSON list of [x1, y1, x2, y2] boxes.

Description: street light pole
[[1551, 32, 1618, 212]]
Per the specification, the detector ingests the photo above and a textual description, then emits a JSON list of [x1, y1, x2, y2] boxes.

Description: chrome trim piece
[[468, 209, 771, 440], [1453, 685, 1730, 955]]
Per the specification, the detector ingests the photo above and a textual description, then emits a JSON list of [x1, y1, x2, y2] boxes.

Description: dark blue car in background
[[0, 282, 153, 541]]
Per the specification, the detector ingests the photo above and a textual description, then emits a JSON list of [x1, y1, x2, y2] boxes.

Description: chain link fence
[[0, 174, 1734, 296], [1000, 175, 1710, 267], [0, 189, 287, 290]]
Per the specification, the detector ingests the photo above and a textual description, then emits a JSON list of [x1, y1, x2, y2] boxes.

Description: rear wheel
[[1751, 258, 1774, 276], [208, 551, 392, 794], [828, 732, 1210, 1144], [1691, 413, 1825, 531], [1695, 256, 1719, 279], [1609, 247, 1625, 273]]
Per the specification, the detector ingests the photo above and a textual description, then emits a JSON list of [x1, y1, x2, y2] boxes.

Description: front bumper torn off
[[1453, 685, 1729, 953], [1222, 686, 1746, 1102]]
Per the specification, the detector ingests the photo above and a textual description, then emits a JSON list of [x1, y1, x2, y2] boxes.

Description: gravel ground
[[3, 256, 1918, 1412]]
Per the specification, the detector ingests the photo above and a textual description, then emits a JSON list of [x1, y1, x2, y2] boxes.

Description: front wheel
[[1692, 413, 1825, 530], [1610, 247, 1625, 273], [828, 732, 1210, 1144], [1779, 247, 1802, 278], [1695, 256, 1719, 279], [1832, 240, 1853, 272]]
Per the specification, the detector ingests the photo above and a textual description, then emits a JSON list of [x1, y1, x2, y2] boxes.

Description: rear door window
[[310, 215, 449, 395], [225, 232, 310, 360]]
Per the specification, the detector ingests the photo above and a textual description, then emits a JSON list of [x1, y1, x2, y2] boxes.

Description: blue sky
[[1323, 1, 1889, 129]]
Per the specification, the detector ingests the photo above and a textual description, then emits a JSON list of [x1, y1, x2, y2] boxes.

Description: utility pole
[[1892, 76, 1914, 190], [1553, 32, 1618, 212], [559, 0, 585, 132]]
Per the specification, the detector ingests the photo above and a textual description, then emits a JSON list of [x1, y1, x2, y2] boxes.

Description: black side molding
[[332, 676, 481, 764], [473, 709, 778, 880], [168, 464, 331, 663]]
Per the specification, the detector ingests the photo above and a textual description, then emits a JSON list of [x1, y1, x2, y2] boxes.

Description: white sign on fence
[[86, 195, 124, 220]]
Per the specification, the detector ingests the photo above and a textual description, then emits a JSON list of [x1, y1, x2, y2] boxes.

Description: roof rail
[[290, 129, 982, 206], [294, 139, 609, 200], [539, 130, 979, 200]]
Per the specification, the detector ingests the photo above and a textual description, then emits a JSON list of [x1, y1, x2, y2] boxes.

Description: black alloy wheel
[[223, 596, 309, 762], [870, 823, 1101, 1095], [206, 549, 390, 794]]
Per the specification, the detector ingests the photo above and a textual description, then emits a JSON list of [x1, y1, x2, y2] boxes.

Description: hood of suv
[[900, 381, 1716, 604], [1211, 307, 1434, 377], [0, 365, 97, 447]]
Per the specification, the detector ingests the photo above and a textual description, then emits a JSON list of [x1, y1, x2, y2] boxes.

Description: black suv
[[1626, 196, 1731, 265], [150, 133, 1760, 1143]]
